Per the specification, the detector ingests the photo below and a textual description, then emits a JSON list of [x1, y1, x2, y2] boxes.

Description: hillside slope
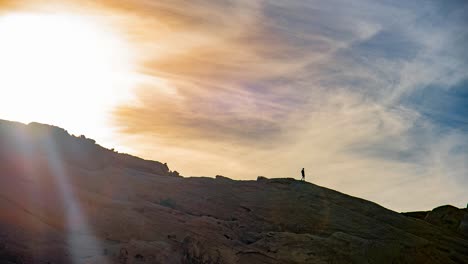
[[0, 120, 467, 264]]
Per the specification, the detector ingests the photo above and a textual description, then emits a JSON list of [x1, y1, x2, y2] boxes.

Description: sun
[[0, 12, 137, 146]]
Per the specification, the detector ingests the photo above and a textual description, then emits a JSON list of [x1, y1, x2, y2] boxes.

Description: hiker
[[301, 168, 305, 181]]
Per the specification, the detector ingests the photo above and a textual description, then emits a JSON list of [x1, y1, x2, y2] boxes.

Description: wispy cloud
[[3, 0, 467, 211], [111, 0, 468, 211]]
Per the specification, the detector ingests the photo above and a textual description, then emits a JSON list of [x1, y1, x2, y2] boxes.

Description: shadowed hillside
[[0, 119, 467, 264]]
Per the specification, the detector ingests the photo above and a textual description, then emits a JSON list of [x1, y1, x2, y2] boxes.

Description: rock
[[401, 211, 428, 220], [0, 119, 177, 176], [216, 175, 232, 181], [459, 212, 468, 237], [403, 205, 468, 239], [0, 119, 467, 263], [425, 205, 466, 232]]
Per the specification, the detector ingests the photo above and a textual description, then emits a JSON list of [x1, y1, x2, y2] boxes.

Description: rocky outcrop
[[0, 119, 467, 263], [0, 119, 178, 177], [403, 205, 468, 238]]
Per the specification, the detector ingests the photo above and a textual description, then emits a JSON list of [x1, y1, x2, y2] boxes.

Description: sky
[[0, 0, 467, 211]]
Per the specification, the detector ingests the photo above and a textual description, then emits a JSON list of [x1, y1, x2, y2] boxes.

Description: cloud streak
[[110, 0, 468, 211], [3, 0, 467, 211]]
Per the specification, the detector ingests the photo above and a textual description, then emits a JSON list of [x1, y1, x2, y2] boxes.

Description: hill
[[0, 119, 467, 263]]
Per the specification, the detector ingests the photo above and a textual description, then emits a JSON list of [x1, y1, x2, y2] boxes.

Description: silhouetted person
[[301, 168, 305, 181]]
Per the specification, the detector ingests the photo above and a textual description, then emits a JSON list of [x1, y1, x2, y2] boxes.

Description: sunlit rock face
[[0, 119, 467, 263]]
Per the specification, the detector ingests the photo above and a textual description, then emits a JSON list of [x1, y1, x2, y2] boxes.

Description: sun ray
[[43, 136, 108, 263]]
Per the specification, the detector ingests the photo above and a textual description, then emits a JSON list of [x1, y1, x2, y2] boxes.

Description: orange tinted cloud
[[2, 0, 467, 211]]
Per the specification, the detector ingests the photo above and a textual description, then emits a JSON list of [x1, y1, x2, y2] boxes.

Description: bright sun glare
[[0, 12, 136, 146]]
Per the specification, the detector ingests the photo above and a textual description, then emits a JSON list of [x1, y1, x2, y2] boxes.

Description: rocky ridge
[[0, 119, 467, 263]]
